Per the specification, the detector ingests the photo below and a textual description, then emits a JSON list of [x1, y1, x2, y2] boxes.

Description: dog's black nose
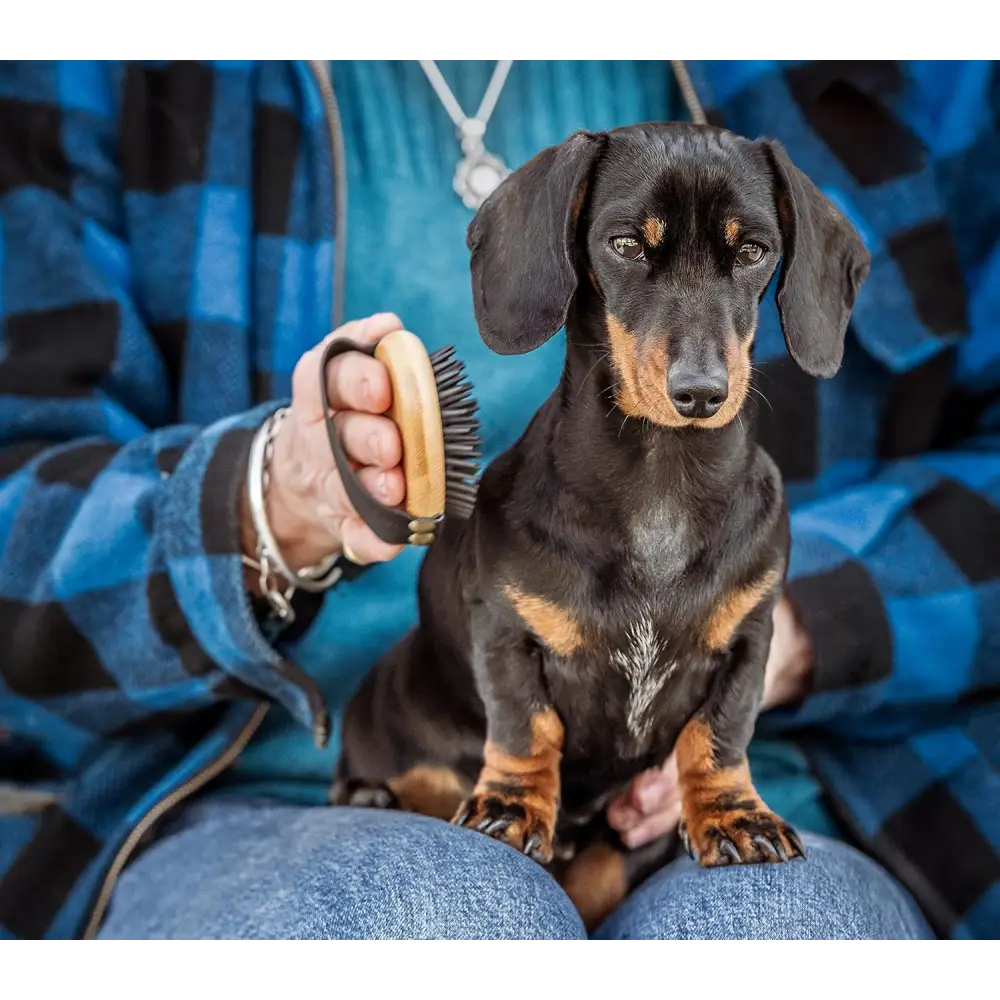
[[668, 364, 729, 419]]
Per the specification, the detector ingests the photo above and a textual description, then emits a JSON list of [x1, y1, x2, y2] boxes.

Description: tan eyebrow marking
[[642, 217, 666, 247]]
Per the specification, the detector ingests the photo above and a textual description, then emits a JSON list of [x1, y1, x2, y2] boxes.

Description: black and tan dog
[[333, 123, 870, 927]]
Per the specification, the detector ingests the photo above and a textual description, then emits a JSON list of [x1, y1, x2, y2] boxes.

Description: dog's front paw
[[453, 792, 555, 864], [680, 806, 805, 867], [330, 778, 398, 810]]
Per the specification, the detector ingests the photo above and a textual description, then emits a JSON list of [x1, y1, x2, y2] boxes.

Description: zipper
[[81, 703, 269, 940], [670, 61, 707, 125], [307, 60, 349, 330]]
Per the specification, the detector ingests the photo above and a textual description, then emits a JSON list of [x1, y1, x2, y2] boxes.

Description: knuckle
[[331, 352, 356, 391], [385, 469, 405, 499], [334, 410, 361, 443], [291, 350, 317, 398]]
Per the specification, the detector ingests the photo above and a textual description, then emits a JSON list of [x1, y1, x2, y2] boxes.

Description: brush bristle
[[430, 346, 482, 520]]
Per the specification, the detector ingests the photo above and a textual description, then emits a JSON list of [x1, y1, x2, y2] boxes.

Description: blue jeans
[[98, 799, 933, 939]]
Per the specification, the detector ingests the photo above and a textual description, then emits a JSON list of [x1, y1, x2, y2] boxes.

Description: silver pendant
[[454, 148, 509, 210]]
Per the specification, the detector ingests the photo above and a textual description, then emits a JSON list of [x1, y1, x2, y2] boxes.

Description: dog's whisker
[[567, 339, 610, 350], [750, 364, 778, 388], [572, 352, 611, 402], [747, 384, 773, 413]]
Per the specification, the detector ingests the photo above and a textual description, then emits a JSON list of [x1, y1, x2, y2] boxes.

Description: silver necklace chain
[[419, 60, 514, 211]]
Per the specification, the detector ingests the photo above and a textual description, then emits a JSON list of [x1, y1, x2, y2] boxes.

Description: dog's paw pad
[[453, 793, 555, 864]]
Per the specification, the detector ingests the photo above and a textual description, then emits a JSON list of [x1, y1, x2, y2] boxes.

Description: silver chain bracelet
[[246, 407, 343, 623]]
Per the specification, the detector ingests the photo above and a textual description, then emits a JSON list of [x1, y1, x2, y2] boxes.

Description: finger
[[621, 801, 682, 850], [637, 779, 675, 815], [326, 350, 393, 416], [330, 312, 404, 347], [293, 313, 403, 420], [607, 801, 643, 833], [356, 465, 405, 508], [627, 768, 675, 815], [637, 755, 679, 811], [292, 349, 391, 422], [340, 517, 405, 566], [310, 463, 405, 533], [621, 772, 648, 811], [661, 753, 678, 782], [335, 412, 402, 470]]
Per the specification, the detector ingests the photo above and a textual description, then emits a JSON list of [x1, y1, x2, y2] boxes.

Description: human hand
[[606, 595, 813, 849], [241, 312, 407, 574]]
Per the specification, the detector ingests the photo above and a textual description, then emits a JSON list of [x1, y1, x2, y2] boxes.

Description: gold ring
[[341, 539, 365, 565]]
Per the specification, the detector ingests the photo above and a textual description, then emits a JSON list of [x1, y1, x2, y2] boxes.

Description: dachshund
[[332, 122, 870, 929]]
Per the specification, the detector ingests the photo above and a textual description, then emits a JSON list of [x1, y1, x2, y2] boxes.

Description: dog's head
[[468, 124, 870, 429]]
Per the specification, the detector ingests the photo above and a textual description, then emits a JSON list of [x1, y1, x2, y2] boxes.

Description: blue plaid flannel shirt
[[1, 60, 998, 939]]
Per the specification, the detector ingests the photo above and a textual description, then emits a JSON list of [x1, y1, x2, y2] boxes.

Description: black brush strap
[[319, 337, 443, 547]]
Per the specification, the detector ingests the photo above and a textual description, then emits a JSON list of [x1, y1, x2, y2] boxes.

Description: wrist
[[242, 409, 344, 618], [250, 409, 342, 574], [238, 489, 318, 586], [762, 597, 814, 710], [771, 645, 813, 706], [265, 473, 342, 573]]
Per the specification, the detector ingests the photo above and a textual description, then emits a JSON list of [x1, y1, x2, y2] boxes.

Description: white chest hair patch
[[610, 608, 676, 744]]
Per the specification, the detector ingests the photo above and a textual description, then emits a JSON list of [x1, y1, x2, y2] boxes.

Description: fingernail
[[378, 472, 389, 497], [369, 433, 381, 465], [360, 377, 371, 405]]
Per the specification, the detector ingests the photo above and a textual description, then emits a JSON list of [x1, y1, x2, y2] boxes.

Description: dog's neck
[[555, 313, 758, 505]]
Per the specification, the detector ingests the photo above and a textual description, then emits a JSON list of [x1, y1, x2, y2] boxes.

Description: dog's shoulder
[[724, 442, 788, 566]]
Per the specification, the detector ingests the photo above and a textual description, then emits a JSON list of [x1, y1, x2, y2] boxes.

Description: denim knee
[[298, 810, 586, 939], [595, 833, 934, 940], [100, 802, 586, 940]]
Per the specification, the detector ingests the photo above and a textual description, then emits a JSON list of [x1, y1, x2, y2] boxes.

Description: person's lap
[[97, 798, 933, 940]]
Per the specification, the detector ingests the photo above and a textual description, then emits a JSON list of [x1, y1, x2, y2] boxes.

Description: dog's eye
[[611, 236, 645, 261], [736, 242, 766, 266]]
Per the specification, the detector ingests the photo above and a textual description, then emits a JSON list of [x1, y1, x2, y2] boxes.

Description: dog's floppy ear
[[468, 131, 606, 355], [764, 141, 871, 378]]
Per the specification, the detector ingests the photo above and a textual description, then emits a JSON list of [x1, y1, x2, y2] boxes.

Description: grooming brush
[[320, 330, 481, 547]]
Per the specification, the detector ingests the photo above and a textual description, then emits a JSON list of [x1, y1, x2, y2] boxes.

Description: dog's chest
[[607, 605, 676, 749], [548, 596, 713, 768], [629, 497, 694, 580], [555, 507, 719, 761]]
